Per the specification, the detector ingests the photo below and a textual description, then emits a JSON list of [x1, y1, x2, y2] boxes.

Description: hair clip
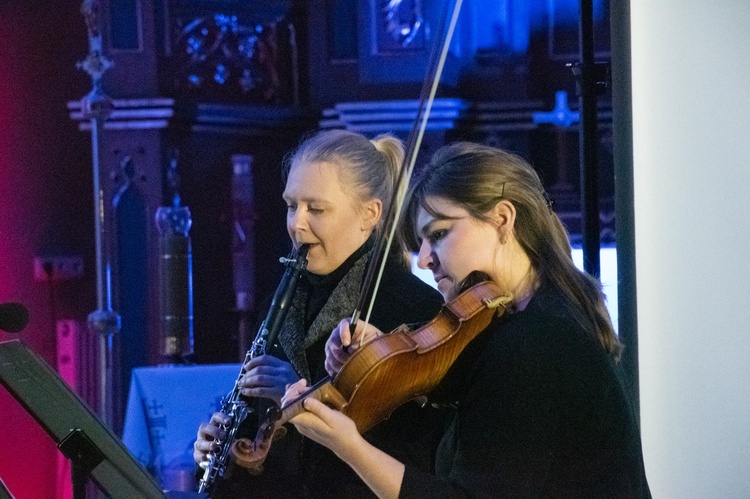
[[542, 191, 555, 210]]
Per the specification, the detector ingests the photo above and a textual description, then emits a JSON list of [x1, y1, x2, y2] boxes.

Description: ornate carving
[[170, 14, 285, 102], [383, 0, 424, 47], [111, 152, 148, 196], [78, 0, 114, 120]]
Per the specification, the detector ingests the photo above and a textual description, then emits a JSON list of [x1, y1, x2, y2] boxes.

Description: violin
[[229, 279, 513, 473]]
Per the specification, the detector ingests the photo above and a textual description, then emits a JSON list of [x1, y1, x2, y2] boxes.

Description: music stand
[[0, 340, 165, 498], [0, 476, 12, 499]]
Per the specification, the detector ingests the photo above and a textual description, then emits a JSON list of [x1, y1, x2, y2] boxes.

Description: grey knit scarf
[[277, 250, 371, 381]]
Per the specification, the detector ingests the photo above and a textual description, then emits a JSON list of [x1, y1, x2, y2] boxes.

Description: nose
[[287, 211, 308, 245], [416, 240, 436, 270], [288, 208, 306, 233]]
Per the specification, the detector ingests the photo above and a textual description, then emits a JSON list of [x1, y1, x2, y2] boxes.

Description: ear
[[360, 198, 383, 231], [489, 199, 516, 237]]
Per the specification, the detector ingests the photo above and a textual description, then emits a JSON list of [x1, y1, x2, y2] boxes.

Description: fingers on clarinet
[[202, 426, 222, 441], [209, 412, 228, 425], [195, 439, 211, 453], [241, 387, 255, 397]]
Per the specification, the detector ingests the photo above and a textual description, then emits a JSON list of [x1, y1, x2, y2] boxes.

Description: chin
[[305, 263, 324, 275], [305, 259, 331, 275]]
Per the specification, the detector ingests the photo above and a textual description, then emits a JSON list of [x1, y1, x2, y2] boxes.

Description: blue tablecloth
[[123, 364, 241, 491]]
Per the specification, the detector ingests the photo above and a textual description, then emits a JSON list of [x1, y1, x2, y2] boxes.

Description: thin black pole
[[610, 0, 640, 415], [579, 0, 601, 277], [71, 462, 87, 499]]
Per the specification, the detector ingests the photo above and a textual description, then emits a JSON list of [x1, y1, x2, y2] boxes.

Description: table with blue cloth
[[123, 364, 241, 491]]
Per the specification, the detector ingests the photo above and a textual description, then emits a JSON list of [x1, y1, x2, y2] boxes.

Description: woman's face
[[283, 161, 379, 275], [415, 196, 503, 299]]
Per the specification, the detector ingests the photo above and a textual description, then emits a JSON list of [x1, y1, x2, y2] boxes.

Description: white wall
[[631, 2, 750, 497]]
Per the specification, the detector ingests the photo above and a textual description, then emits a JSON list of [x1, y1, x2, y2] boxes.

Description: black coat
[[400, 285, 651, 498]]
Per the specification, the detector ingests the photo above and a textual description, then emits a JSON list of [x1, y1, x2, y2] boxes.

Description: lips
[[435, 275, 453, 296]]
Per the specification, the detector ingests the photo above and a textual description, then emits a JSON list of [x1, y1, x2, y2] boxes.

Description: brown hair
[[404, 142, 622, 358]]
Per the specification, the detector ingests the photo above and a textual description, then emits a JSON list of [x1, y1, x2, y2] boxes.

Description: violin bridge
[[393, 324, 410, 335]]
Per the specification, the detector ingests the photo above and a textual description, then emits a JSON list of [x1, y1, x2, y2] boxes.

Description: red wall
[[0, 2, 95, 497]]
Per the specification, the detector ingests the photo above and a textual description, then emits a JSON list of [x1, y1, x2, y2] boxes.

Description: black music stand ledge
[[0, 339, 165, 498]]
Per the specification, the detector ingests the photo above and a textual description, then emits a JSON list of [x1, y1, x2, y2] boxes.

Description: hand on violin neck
[[285, 382, 363, 461], [286, 381, 406, 499], [325, 318, 383, 376], [281, 378, 309, 409]]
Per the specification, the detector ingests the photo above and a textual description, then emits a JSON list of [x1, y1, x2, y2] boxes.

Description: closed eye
[[428, 229, 447, 244]]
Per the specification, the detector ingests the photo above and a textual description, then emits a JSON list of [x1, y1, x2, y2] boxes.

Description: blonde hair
[[284, 129, 410, 264], [404, 142, 622, 358]]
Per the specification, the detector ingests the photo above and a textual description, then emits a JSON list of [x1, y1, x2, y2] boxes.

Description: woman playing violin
[[193, 130, 444, 497], [285, 142, 651, 498]]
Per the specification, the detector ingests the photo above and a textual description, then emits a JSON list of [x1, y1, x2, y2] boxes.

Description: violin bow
[[350, 0, 465, 342]]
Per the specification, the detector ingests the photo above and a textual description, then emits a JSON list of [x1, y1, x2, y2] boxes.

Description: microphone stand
[[78, 0, 121, 428]]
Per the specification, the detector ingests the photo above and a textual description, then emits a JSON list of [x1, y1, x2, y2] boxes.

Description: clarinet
[[198, 244, 309, 495]]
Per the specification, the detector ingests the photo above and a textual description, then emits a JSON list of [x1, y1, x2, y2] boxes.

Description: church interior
[[1, 1, 749, 497]]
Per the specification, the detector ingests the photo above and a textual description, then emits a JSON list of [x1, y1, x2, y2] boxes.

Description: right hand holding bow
[[324, 318, 383, 376]]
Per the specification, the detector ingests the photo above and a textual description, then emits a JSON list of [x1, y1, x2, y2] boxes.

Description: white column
[[631, 2, 750, 497]]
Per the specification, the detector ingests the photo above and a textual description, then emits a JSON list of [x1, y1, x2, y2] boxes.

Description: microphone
[[0, 302, 30, 333]]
